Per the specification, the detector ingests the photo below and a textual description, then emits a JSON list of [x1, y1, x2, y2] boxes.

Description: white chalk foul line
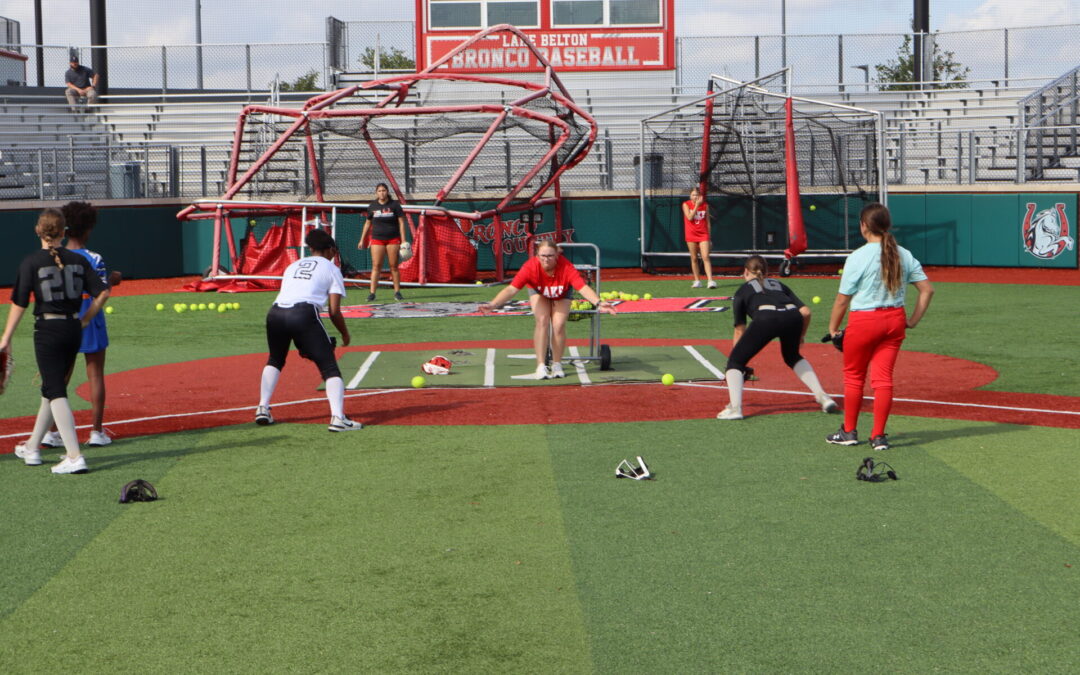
[[347, 351, 382, 389], [484, 348, 496, 387], [0, 389, 404, 441], [568, 346, 592, 385], [684, 345, 726, 381], [675, 381, 1080, 417]]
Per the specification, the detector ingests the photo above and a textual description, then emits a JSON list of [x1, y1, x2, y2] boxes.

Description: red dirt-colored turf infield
[[2, 268, 1078, 445], [1, 339, 1077, 445]]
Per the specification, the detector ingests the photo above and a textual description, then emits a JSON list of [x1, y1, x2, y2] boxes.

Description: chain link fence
[[4, 20, 1080, 200], [5, 123, 1080, 201], [0, 43, 329, 92], [678, 23, 1080, 94], [336, 20, 415, 76], [3, 22, 1078, 94]]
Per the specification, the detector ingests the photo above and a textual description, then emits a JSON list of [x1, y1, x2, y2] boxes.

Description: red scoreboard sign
[[416, 0, 675, 72]]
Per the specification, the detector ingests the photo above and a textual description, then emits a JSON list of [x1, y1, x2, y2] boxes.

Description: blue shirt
[[839, 241, 927, 311]]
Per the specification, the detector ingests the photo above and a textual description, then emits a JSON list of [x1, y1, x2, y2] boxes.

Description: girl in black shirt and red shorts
[[1, 208, 110, 473], [358, 182, 409, 303]]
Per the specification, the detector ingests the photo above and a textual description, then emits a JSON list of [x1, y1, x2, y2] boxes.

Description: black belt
[[757, 304, 797, 312], [38, 312, 78, 320]]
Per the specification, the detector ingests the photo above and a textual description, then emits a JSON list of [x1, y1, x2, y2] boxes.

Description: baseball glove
[[0, 349, 13, 395], [821, 330, 845, 352]]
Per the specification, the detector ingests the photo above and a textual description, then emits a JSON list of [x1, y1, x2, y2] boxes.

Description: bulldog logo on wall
[[1022, 202, 1074, 260]]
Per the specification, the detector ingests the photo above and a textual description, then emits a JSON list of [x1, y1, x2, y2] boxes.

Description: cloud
[[939, 0, 1076, 31]]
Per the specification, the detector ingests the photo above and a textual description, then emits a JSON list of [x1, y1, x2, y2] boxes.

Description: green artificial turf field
[[1, 276, 1078, 672], [1, 416, 1077, 672]]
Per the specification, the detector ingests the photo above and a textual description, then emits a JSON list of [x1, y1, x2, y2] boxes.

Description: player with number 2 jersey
[[256, 229, 362, 432]]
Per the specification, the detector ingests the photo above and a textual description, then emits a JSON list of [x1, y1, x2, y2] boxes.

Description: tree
[[278, 69, 320, 92], [875, 34, 970, 91], [358, 46, 415, 72]]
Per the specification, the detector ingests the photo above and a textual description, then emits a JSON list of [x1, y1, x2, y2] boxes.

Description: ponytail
[[35, 208, 66, 269], [48, 247, 65, 270], [880, 231, 901, 294], [859, 203, 902, 294]]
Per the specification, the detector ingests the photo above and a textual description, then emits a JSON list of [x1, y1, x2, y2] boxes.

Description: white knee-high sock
[[725, 369, 745, 410], [49, 398, 80, 458], [26, 397, 54, 449], [325, 377, 345, 418], [793, 359, 829, 401], [259, 366, 281, 408]]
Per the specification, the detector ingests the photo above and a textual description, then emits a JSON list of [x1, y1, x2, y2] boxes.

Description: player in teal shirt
[[825, 203, 934, 451]]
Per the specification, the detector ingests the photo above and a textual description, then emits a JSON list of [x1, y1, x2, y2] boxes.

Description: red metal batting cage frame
[[177, 24, 597, 286]]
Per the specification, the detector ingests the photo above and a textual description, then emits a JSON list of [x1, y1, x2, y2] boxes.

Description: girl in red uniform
[[682, 187, 716, 289], [480, 240, 616, 379]]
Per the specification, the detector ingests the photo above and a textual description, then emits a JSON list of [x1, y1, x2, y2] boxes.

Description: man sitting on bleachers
[[64, 55, 99, 111]]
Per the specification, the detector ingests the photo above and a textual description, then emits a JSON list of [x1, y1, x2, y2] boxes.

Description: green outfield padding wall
[[0, 192, 1074, 285], [889, 193, 1077, 268]]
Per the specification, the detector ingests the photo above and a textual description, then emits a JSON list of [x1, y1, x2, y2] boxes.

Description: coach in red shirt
[[480, 240, 615, 379]]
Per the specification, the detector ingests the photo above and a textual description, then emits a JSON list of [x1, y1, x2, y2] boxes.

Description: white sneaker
[[328, 415, 363, 432], [88, 429, 112, 446], [255, 406, 274, 426], [510, 364, 550, 380], [550, 362, 566, 378], [820, 398, 840, 414], [707, 280, 718, 289], [691, 280, 702, 289], [716, 406, 744, 420], [40, 431, 63, 448], [51, 455, 88, 474], [14, 442, 42, 466]]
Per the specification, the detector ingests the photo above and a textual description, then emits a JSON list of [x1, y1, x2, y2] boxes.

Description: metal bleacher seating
[[2, 72, 1078, 202]]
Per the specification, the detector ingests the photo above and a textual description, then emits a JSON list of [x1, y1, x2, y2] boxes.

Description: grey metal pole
[[1002, 28, 1008, 87], [967, 130, 975, 184], [374, 33, 381, 77], [913, 0, 929, 89], [89, 0, 108, 95], [196, 0, 204, 90], [837, 35, 844, 94], [34, 0, 44, 86], [639, 120, 647, 267], [754, 36, 760, 79], [781, 0, 787, 69]]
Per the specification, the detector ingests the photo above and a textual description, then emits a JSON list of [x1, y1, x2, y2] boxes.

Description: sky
[[0, 0, 1077, 47]]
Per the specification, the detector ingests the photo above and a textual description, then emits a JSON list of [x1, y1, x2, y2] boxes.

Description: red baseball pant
[[842, 307, 906, 437]]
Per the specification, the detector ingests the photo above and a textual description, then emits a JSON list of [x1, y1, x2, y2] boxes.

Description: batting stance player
[[717, 255, 838, 420], [255, 229, 361, 432]]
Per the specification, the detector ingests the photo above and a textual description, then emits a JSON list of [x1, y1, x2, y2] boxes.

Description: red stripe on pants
[[842, 307, 906, 437]]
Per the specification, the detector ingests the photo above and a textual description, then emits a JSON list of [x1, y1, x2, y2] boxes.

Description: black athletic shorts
[[34, 316, 82, 400], [265, 303, 341, 380]]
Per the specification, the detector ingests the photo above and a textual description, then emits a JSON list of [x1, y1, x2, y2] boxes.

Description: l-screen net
[[640, 70, 885, 274]]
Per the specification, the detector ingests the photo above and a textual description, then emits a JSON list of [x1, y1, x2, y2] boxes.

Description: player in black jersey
[[1, 208, 110, 473], [716, 255, 838, 420], [358, 182, 409, 303]]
